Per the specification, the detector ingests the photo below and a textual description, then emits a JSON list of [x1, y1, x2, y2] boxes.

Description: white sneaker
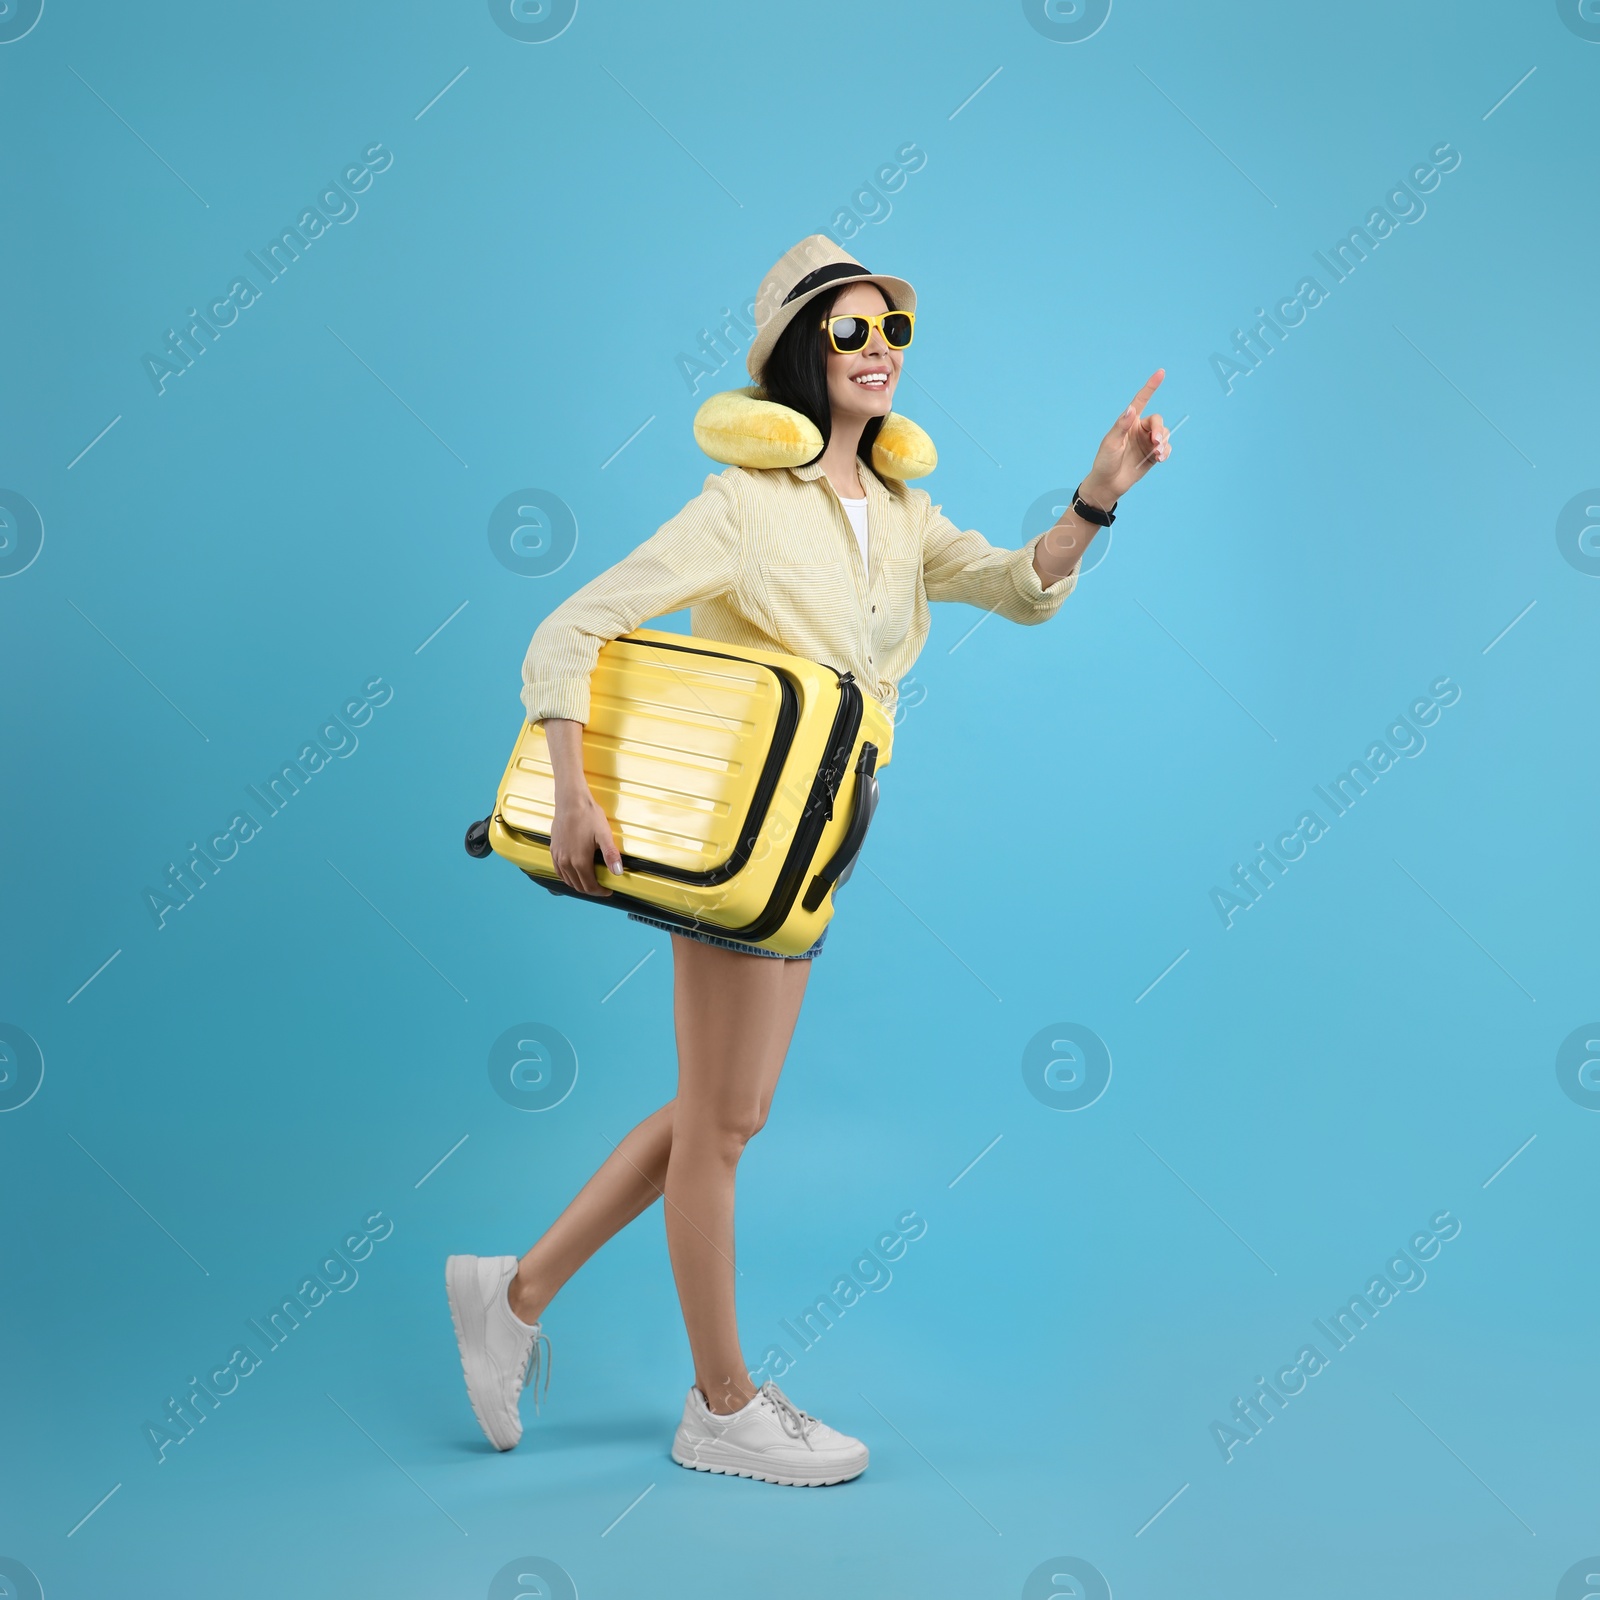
[[444, 1254, 550, 1451], [671, 1381, 868, 1486]]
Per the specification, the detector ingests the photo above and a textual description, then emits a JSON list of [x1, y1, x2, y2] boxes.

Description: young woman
[[447, 236, 1170, 1487]]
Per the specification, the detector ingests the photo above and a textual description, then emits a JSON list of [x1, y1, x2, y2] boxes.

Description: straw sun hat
[[745, 234, 917, 383]]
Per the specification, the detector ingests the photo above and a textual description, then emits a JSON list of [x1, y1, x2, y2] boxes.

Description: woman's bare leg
[[664, 936, 811, 1414], [507, 1100, 675, 1324], [506, 937, 810, 1342]]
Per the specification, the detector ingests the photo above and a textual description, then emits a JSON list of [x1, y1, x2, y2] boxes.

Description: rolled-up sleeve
[[521, 471, 742, 725], [917, 490, 1077, 625]]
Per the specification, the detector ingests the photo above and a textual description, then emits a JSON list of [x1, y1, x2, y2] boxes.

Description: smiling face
[[821, 281, 902, 428]]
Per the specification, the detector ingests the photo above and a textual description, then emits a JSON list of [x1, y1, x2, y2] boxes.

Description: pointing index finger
[[1124, 368, 1166, 418]]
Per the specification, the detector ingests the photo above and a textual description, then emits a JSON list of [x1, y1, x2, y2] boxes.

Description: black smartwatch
[[1071, 483, 1117, 526]]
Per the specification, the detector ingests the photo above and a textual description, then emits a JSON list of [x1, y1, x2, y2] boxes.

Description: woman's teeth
[[851, 372, 890, 388]]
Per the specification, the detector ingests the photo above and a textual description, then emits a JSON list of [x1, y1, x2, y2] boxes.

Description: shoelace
[[759, 1382, 817, 1449], [519, 1329, 552, 1416]]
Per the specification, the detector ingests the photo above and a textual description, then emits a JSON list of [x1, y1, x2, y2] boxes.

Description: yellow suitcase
[[465, 627, 893, 955]]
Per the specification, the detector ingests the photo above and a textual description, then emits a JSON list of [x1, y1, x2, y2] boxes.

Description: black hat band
[[782, 260, 870, 305]]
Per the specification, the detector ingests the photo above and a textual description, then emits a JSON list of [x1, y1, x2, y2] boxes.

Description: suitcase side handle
[[800, 742, 880, 914]]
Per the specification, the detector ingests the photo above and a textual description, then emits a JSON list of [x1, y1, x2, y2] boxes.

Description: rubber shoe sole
[[670, 1438, 867, 1486]]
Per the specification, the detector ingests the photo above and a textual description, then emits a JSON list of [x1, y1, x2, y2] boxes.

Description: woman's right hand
[[542, 717, 623, 896], [549, 787, 623, 896]]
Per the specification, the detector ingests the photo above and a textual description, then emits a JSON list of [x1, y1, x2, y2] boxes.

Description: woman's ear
[[871, 413, 937, 480], [693, 387, 824, 469]]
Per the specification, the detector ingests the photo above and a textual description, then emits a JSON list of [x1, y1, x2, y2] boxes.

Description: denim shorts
[[626, 909, 828, 960]]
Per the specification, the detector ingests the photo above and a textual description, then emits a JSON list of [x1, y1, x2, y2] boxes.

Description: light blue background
[[4, 2, 1598, 1596]]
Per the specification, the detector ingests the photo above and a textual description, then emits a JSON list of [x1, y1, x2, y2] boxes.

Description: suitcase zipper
[[719, 668, 864, 943]]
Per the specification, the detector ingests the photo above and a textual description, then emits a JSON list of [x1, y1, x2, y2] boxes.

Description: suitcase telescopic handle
[[801, 742, 880, 913]]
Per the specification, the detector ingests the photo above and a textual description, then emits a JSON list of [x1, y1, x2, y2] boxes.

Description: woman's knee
[[677, 1100, 766, 1159], [719, 1103, 767, 1152]]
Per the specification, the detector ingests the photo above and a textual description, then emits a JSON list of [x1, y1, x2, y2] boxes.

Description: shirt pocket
[[755, 559, 855, 631], [874, 555, 922, 647]]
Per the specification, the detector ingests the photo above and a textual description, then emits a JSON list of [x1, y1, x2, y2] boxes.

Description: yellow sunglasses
[[819, 309, 916, 354]]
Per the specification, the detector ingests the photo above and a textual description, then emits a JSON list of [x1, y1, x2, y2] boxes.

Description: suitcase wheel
[[464, 815, 494, 859]]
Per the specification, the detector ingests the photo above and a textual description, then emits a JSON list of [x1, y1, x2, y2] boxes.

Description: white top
[[837, 492, 869, 572]]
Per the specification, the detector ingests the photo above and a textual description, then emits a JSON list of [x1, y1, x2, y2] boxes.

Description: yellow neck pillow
[[693, 386, 937, 481]]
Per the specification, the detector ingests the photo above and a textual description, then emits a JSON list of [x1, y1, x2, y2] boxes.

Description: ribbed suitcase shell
[[479, 627, 893, 955]]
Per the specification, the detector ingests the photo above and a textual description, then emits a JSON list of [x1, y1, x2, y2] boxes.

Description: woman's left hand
[[1081, 369, 1171, 508]]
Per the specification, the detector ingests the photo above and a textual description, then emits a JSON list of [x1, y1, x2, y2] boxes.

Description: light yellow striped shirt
[[520, 456, 1078, 727]]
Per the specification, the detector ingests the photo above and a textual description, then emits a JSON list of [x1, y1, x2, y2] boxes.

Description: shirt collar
[[788, 458, 887, 496]]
